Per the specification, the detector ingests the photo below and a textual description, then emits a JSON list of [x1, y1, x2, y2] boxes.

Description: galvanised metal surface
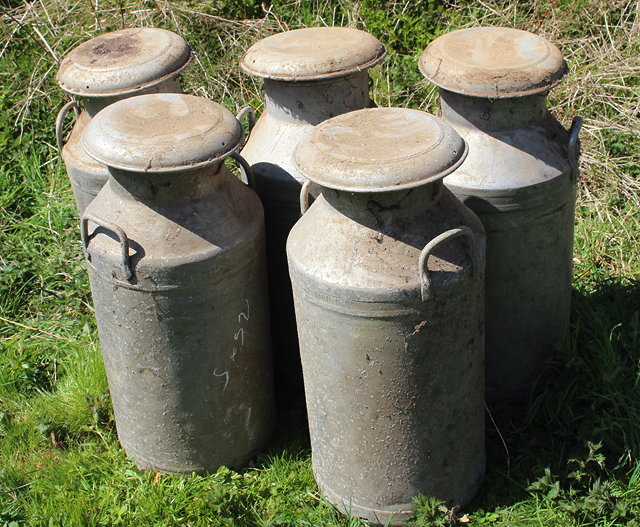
[[81, 94, 274, 473], [420, 27, 581, 401], [418, 26, 568, 98], [288, 108, 486, 526], [56, 28, 191, 214], [239, 27, 386, 387]]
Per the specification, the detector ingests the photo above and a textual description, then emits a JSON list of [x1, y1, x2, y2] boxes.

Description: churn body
[[240, 27, 386, 384], [287, 108, 486, 525], [56, 28, 191, 214], [420, 27, 582, 401], [81, 94, 274, 473]]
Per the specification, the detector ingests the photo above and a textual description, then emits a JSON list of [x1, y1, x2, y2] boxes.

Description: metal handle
[[299, 180, 313, 216], [236, 106, 256, 147], [81, 213, 133, 281], [419, 226, 478, 302], [229, 152, 255, 189], [568, 116, 582, 182], [55, 100, 79, 151]]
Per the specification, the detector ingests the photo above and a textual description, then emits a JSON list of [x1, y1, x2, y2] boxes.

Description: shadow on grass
[[473, 276, 640, 510], [249, 379, 311, 469], [237, 276, 640, 524]]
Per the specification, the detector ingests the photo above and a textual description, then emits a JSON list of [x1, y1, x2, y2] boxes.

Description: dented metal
[[56, 28, 191, 214], [420, 27, 581, 401], [81, 94, 274, 474], [240, 27, 386, 386], [287, 108, 486, 526]]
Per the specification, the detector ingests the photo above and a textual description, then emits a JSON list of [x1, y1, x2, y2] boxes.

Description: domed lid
[[57, 27, 192, 97], [419, 27, 568, 98], [240, 26, 386, 81], [82, 94, 243, 173], [294, 108, 467, 192]]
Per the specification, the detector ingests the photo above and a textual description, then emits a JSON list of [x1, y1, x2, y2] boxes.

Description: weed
[[0, 0, 638, 525]]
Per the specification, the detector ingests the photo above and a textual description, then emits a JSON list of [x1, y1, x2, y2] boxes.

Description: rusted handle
[[81, 213, 133, 281], [55, 100, 80, 152], [419, 226, 478, 302], [568, 116, 582, 182], [229, 152, 255, 189], [299, 180, 313, 216], [236, 106, 256, 147]]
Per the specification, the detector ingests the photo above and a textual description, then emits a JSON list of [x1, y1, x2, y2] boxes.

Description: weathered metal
[[81, 93, 275, 473], [287, 108, 486, 526], [239, 27, 386, 385], [56, 27, 191, 214], [420, 27, 582, 401]]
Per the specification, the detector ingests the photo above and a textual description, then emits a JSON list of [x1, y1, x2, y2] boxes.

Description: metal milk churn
[[239, 27, 386, 385], [287, 107, 486, 526], [419, 27, 582, 401], [56, 27, 191, 214], [80, 93, 274, 473]]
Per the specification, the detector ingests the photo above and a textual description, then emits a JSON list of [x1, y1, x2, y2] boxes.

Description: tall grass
[[0, 0, 638, 525]]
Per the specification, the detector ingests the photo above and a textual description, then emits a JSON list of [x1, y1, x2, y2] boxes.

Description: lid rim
[[56, 28, 192, 98], [57, 50, 192, 98], [293, 107, 468, 192], [302, 142, 469, 193], [240, 48, 386, 81], [81, 94, 243, 173], [240, 26, 386, 81], [82, 140, 243, 174], [419, 26, 568, 98], [418, 58, 567, 98]]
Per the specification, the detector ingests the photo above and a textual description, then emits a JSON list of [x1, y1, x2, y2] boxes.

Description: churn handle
[[236, 106, 256, 148], [81, 212, 134, 281], [299, 180, 313, 216], [55, 100, 80, 152], [419, 226, 478, 302], [568, 116, 582, 182], [229, 152, 255, 189]]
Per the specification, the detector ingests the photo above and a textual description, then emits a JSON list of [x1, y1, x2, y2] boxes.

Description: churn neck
[[107, 163, 225, 204], [82, 76, 182, 118], [438, 90, 549, 131], [321, 181, 445, 224], [263, 71, 371, 126]]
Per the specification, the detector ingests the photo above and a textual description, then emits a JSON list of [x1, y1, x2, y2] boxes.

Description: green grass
[[1, 0, 639, 525]]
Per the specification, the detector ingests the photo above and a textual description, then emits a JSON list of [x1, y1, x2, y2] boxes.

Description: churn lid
[[82, 93, 243, 173], [240, 26, 386, 81], [57, 27, 192, 97], [294, 107, 467, 192], [419, 27, 568, 98]]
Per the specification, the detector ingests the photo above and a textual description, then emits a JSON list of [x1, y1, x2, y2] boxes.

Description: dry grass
[[1, 1, 276, 114], [442, 0, 640, 206], [2, 0, 637, 207], [0, 2, 638, 525]]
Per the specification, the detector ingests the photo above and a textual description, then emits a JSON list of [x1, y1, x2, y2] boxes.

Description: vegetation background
[[0, 0, 638, 525]]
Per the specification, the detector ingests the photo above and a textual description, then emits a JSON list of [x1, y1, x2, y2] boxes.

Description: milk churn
[[287, 108, 486, 526], [240, 27, 386, 385], [80, 93, 274, 473], [56, 27, 191, 214], [419, 27, 582, 401]]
